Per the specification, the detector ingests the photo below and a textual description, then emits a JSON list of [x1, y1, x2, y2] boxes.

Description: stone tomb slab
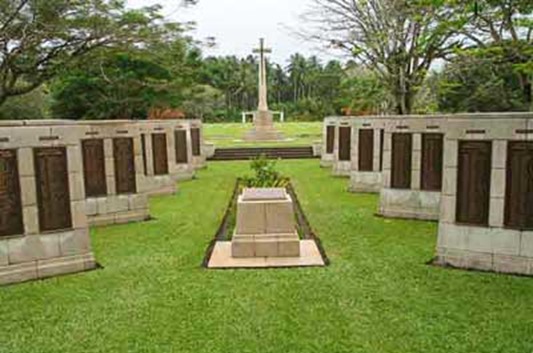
[[208, 240, 325, 269]]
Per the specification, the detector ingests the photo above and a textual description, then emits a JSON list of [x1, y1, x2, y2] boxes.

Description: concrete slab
[[207, 240, 325, 269]]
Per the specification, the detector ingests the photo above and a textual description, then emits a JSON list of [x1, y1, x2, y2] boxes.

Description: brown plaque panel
[[338, 126, 351, 161], [82, 139, 107, 197], [175, 130, 188, 164], [326, 126, 335, 154], [113, 138, 136, 194], [152, 133, 169, 176], [421, 133, 443, 191], [0, 150, 23, 237], [191, 128, 201, 157], [34, 147, 72, 232], [391, 133, 412, 189], [358, 129, 374, 171], [505, 141, 533, 230], [456, 141, 492, 226], [379, 129, 384, 171], [141, 134, 148, 176]]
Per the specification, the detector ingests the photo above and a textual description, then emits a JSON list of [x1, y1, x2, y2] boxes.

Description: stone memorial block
[[171, 121, 195, 181], [320, 117, 338, 167], [332, 120, 353, 176], [346, 117, 389, 193], [435, 113, 533, 275], [80, 121, 149, 226], [0, 121, 96, 285], [188, 120, 206, 170], [232, 188, 299, 258], [379, 116, 445, 220]]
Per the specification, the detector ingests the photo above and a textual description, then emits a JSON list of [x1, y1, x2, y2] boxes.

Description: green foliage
[[242, 155, 289, 188], [0, 86, 48, 120], [437, 47, 530, 112]]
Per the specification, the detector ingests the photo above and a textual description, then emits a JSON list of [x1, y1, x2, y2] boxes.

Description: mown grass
[[1, 160, 532, 353], [203, 122, 322, 147]]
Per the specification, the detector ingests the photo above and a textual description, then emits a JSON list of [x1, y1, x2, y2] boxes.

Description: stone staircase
[[209, 146, 317, 161]]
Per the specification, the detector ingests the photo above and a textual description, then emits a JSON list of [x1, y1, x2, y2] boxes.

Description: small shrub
[[242, 154, 289, 188]]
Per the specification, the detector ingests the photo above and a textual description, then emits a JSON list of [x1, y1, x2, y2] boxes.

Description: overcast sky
[[127, 0, 338, 66]]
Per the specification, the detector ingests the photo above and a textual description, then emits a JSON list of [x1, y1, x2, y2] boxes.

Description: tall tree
[[0, 0, 193, 106], [303, 0, 461, 114]]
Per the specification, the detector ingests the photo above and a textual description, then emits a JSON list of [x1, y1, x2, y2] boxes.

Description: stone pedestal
[[231, 188, 299, 258], [244, 111, 284, 141]]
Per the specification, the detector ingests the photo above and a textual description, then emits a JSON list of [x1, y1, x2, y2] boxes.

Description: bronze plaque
[[152, 133, 169, 175], [191, 128, 201, 157], [113, 138, 136, 194], [141, 134, 148, 176], [326, 126, 335, 154], [505, 141, 533, 230], [82, 139, 107, 197], [421, 133, 443, 191], [338, 126, 351, 161], [456, 141, 492, 226], [34, 147, 72, 232], [391, 133, 412, 189], [0, 150, 24, 237], [175, 130, 188, 164], [358, 129, 374, 171]]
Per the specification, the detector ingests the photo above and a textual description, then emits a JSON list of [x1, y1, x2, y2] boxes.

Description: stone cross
[[253, 38, 271, 112]]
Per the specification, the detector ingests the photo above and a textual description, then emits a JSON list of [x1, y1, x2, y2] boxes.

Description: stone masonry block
[[442, 166, 457, 196], [7, 236, 42, 264], [254, 236, 279, 257], [488, 198, 505, 228], [490, 168, 506, 198], [493, 254, 528, 274], [23, 206, 39, 235], [491, 228, 520, 256], [0, 241, 8, 266], [440, 195, 456, 223], [59, 229, 91, 257], [265, 199, 295, 234], [37, 255, 86, 279], [69, 172, 85, 202], [67, 145, 82, 173], [71, 201, 88, 229], [17, 148, 34, 177], [236, 201, 265, 235], [492, 140, 507, 169], [443, 140, 458, 168], [0, 262, 38, 286], [85, 198, 98, 216], [39, 234, 62, 260], [128, 194, 149, 211], [231, 235, 255, 258], [19, 176, 37, 206], [520, 231, 533, 257]]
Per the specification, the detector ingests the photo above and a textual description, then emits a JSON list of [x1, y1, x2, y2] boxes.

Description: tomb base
[[232, 232, 300, 258]]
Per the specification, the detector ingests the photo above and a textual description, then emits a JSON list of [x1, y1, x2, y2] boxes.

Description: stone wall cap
[[241, 188, 287, 201]]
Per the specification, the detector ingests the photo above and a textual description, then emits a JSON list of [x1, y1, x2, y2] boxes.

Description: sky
[[126, 0, 338, 66]]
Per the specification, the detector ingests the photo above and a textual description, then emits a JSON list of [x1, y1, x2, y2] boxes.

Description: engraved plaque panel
[[175, 130, 188, 164], [421, 133, 443, 191], [191, 128, 201, 157], [338, 126, 351, 161], [0, 150, 23, 237], [505, 141, 533, 230], [358, 129, 374, 171], [326, 126, 335, 154], [82, 139, 107, 197], [113, 138, 136, 194], [152, 133, 169, 175], [456, 141, 492, 226], [34, 147, 72, 232], [391, 133, 412, 189]]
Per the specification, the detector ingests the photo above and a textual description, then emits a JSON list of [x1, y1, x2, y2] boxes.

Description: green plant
[[242, 154, 289, 188]]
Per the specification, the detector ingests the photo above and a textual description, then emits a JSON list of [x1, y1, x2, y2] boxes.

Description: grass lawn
[[1, 160, 533, 353], [203, 122, 322, 147]]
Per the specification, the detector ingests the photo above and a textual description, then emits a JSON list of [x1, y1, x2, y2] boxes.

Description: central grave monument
[[244, 38, 284, 141], [232, 188, 300, 258]]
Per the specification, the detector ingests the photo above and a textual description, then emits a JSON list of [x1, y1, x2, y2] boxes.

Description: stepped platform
[[209, 146, 317, 161]]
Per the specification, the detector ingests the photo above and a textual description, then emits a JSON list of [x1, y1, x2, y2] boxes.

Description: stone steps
[[209, 146, 317, 161]]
